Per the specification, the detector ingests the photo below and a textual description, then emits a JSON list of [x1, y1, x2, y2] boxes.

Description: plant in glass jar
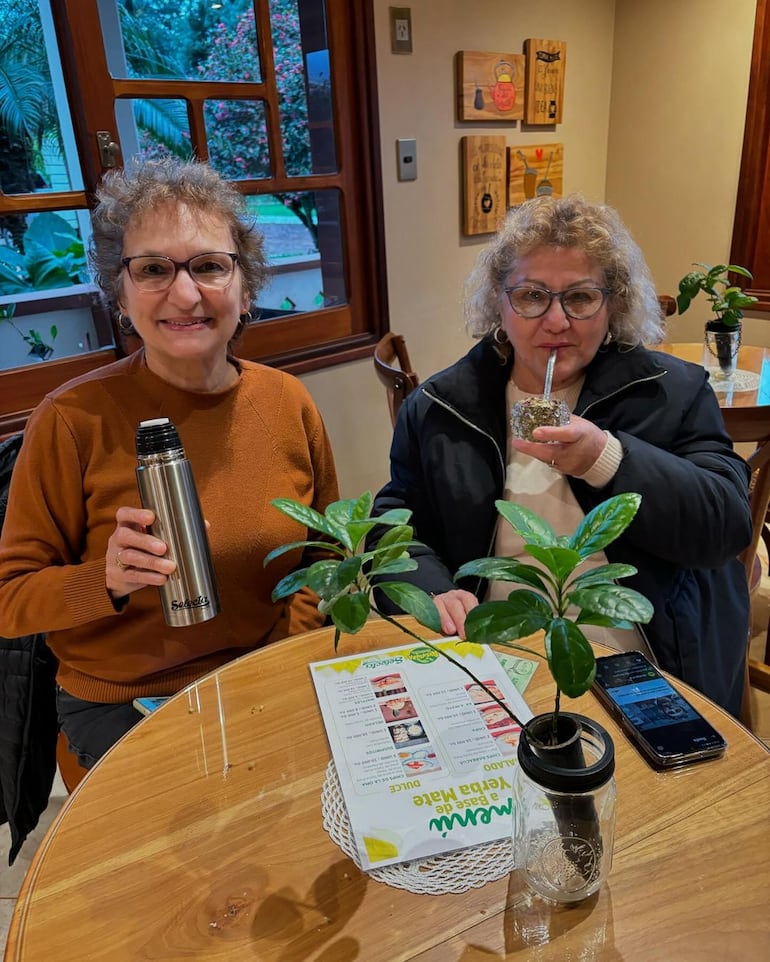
[[676, 262, 758, 375], [266, 490, 653, 901]]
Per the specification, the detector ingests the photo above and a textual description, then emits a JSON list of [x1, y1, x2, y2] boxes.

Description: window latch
[[96, 131, 121, 169]]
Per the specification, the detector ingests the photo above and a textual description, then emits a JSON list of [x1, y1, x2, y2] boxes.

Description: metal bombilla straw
[[543, 348, 557, 398]]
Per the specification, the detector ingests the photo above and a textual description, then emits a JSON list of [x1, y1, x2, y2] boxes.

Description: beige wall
[[606, 0, 756, 342], [302, 0, 757, 499]]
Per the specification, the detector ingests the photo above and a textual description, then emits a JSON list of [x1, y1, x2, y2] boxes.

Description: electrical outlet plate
[[390, 7, 412, 54], [397, 139, 417, 181]]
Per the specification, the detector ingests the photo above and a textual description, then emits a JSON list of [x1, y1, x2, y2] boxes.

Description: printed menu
[[310, 637, 536, 870]]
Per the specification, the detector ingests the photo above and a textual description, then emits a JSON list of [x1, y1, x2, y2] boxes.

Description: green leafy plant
[[0, 303, 57, 360], [266, 491, 653, 742], [676, 262, 758, 329], [457, 494, 653, 733]]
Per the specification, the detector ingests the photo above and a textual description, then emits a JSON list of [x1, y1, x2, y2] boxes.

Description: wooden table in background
[[5, 618, 770, 961], [658, 341, 770, 410]]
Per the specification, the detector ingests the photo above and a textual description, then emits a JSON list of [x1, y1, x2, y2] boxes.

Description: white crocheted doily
[[705, 367, 760, 393], [320, 759, 513, 894]]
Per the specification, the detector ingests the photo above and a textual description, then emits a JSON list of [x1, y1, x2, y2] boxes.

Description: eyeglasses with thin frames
[[121, 252, 240, 292], [504, 285, 611, 320]]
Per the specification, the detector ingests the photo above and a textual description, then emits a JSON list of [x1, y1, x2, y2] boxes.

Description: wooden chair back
[[721, 406, 770, 726], [373, 332, 420, 427]]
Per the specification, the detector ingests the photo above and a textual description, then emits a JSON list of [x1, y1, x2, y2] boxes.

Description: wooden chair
[[56, 731, 88, 793], [373, 332, 419, 427], [722, 406, 770, 727]]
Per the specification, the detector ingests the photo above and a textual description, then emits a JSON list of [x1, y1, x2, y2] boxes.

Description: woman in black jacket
[[373, 195, 752, 717]]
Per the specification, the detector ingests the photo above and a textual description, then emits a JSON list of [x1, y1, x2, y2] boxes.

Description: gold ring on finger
[[115, 551, 128, 570]]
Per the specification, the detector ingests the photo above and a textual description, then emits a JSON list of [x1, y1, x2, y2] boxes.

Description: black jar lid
[[136, 418, 183, 456], [517, 712, 615, 792]]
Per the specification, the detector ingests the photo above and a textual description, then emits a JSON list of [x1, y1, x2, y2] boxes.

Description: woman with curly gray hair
[[373, 194, 751, 717], [0, 158, 339, 770]]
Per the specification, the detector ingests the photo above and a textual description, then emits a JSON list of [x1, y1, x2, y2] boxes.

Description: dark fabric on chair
[[0, 433, 59, 865]]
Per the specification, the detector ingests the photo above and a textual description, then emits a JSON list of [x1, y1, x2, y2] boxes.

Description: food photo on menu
[[388, 719, 429, 747], [379, 695, 418, 723], [465, 679, 506, 705], [370, 672, 408, 697], [398, 747, 443, 776]]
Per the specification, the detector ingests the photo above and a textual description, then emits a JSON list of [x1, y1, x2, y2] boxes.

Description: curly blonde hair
[[89, 157, 268, 321], [464, 194, 665, 347]]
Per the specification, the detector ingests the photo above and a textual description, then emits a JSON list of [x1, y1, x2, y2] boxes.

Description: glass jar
[[513, 712, 616, 903]]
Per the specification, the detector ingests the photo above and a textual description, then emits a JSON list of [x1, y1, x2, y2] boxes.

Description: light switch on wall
[[397, 139, 417, 181], [390, 7, 413, 54]]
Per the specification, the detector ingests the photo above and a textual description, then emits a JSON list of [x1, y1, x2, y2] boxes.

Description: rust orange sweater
[[0, 350, 339, 701]]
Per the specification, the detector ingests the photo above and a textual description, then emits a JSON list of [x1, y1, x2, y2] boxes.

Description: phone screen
[[593, 651, 726, 767], [133, 696, 171, 716]]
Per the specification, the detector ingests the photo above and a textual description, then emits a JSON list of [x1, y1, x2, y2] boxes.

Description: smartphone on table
[[132, 695, 171, 716], [592, 651, 727, 768]]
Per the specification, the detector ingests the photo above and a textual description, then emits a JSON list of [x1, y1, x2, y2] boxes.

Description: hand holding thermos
[[106, 418, 220, 626]]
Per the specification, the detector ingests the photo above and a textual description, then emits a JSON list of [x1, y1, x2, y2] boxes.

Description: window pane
[[115, 99, 194, 163], [102, 0, 261, 83], [249, 189, 346, 317], [205, 101, 271, 180], [271, 0, 337, 175], [0, 0, 83, 194], [0, 211, 89, 296], [0, 209, 114, 370]]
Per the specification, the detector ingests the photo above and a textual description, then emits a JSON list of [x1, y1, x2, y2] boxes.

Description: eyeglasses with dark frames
[[121, 252, 240, 292], [504, 285, 611, 320]]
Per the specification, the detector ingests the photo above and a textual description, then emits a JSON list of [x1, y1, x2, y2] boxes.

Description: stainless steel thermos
[[135, 417, 220, 627]]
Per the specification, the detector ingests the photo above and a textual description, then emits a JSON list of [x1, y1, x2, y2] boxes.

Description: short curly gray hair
[[464, 194, 665, 347], [89, 157, 268, 320]]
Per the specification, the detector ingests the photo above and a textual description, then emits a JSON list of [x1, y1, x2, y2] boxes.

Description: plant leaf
[[330, 592, 370, 634], [455, 557, 551, 591], [370, 524, 415, 565], [524, 544, 582, 582], [546, 619, 596, 698], [569, 563, 637, 588], [271, 566, 311, 601], [465, 593, 551, 645], [568, 584, 654, 623], [494, 500, 558, 546], [306, 559, 345, 599], [374, 508, 414, 527], [376, 582, 441, 633], [372, 557, 419, 575], [271, 498, 348, 545], [351, 491, 374, 520], [570, 493, 640, 559], [263, 539, 345, 566]]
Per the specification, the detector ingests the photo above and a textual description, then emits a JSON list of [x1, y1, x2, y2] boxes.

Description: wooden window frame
[[0, 0, 388, 437], [730, 0, 770, 312]]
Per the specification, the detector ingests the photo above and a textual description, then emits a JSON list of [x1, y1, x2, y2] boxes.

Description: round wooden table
[[5, 618, 770, 961], [658, 341, 770, 409]]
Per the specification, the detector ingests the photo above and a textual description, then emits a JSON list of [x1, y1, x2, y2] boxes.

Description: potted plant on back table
[[676, 262, 758, 375], [266, 491, 653, 900]]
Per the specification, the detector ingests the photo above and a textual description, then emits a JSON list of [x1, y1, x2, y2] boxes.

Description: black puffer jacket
[[373, 339, 752, 717], [0, 433, 58, 865]]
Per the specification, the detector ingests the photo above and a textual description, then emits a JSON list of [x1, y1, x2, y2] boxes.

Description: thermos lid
[[136, 417, 183, 456]]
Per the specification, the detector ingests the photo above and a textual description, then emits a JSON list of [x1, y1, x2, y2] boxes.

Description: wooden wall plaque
[[524, 39, 567, 124], [457, 50, 525, 121], [508, 143, 564, 206], [462, 135, 507, 236]]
